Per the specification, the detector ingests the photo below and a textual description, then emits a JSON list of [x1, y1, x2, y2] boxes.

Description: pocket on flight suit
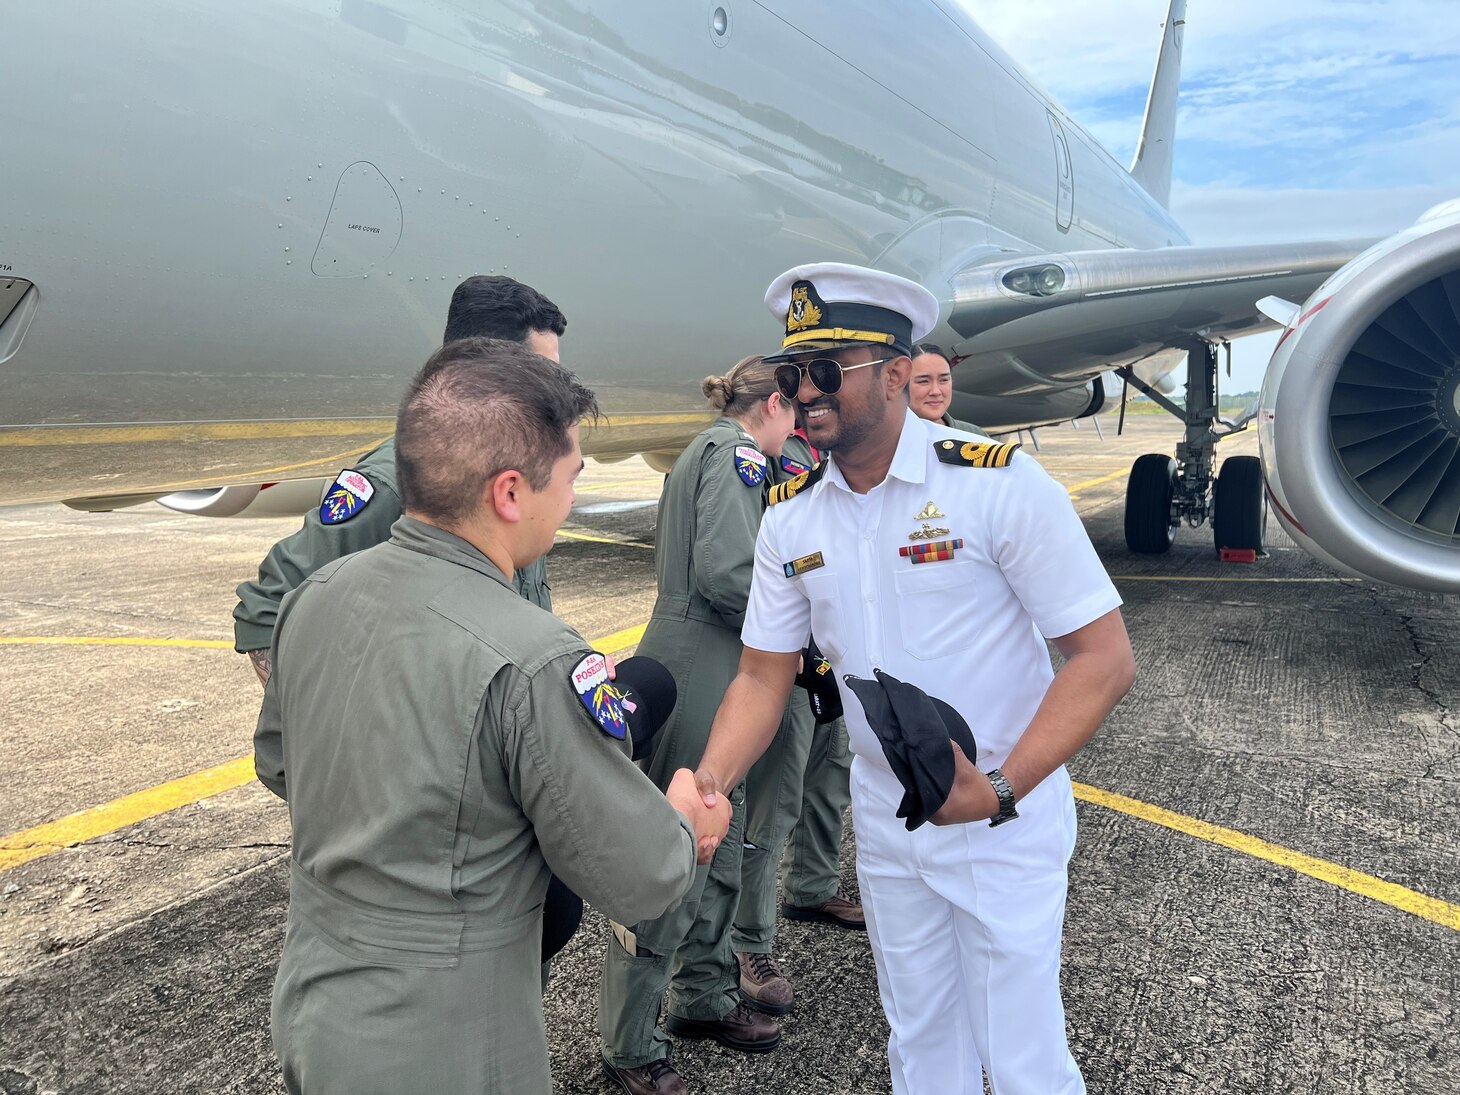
[[892, 562, 972, 661]]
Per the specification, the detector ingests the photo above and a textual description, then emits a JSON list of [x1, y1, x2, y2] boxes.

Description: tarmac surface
[[1, 416, 1457, 1094]]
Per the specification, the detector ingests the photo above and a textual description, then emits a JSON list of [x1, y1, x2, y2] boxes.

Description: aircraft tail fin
[[1128, 0, 1186, 208]]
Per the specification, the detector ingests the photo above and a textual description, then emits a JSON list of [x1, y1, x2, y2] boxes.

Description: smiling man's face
[[795, 345, 902, 452]]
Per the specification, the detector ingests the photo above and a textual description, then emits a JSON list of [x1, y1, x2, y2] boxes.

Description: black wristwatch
[[986, 768, 1019, 827]]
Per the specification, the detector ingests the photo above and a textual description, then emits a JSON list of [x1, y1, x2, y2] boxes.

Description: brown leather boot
[[665, 1000, 782, 1052], [782, 891, 866, 931], [736, 950, 794, 1015], [603, 1058, 688, 1095]]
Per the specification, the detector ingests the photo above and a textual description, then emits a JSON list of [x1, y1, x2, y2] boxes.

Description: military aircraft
[[2, 0, 1457, 591]]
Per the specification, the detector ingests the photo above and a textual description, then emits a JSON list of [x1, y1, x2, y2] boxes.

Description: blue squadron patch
[[570, 652, 627, 740], [735, 445, 767, 487], [319, 469, 376, 525], [781, 455, 811, 477]]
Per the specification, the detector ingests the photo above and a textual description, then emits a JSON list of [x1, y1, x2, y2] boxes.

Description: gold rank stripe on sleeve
[[767, 460, 826, 505], [934, 440, 1022, 468]]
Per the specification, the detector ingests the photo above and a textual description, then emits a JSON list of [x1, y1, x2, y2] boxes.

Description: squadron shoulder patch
[[734, 445, 768, 486], [767, 461, 826, 505], [935, 440, 1021, 469], [781, 454, 811, 477], [570, 651, 627, 740], [319, 469, 376, 525]]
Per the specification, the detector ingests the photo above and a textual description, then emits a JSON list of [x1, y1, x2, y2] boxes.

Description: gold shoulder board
[[768, 461, 825, 505], [934, 440, 1021, 469]]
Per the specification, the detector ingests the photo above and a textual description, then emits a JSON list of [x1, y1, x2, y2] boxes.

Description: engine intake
[[1260, 211, 1460, 592], [1329, 272, 1460, 540]]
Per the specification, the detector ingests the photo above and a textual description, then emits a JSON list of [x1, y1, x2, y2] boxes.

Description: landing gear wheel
[[1213, 455, 1266, 554], [1125, 453, 1178, 553]]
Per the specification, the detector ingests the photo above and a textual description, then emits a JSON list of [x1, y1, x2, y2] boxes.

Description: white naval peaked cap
[[763, 262, 940, 362]]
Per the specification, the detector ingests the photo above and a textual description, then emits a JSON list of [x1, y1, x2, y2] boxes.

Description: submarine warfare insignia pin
[[570, 651, 627, 740], [908, 524, 951, 540]]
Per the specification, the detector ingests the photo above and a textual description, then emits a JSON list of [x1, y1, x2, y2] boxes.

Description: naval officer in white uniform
[[694, 263, 1136, 1095]]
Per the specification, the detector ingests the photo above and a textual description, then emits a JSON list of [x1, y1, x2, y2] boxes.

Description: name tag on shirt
[[784, 551, 825, 577]]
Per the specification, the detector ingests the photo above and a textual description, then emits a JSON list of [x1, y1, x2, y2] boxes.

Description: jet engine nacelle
[[1259, 205, 1460, 593]]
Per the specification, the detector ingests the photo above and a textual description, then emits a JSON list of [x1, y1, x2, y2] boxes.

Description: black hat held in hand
[[794, 638, 844, 722], [612, 656, 678, 762], [843, 669, 977, 831]]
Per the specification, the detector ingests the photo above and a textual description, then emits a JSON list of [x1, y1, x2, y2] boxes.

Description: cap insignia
[[786, 281, 825, 334]]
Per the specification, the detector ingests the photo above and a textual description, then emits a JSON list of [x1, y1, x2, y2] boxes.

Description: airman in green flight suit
[[598, 355, 799, 1095]]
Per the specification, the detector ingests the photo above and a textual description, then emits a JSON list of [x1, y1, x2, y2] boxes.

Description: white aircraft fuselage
[[1, 0, 1187, 505]]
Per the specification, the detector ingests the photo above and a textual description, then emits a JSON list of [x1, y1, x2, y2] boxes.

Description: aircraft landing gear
[[1117, 339, 1265, 557], [1124, 453, 1177, 553], [1212, 455, 1266, 555]]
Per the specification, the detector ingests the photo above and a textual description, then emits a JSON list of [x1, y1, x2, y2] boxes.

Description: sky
[[971, 0, 1460, 393]]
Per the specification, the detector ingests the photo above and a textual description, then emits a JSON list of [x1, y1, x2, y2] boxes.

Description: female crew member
[[908, 343, 983, 433], [599, 355, 798, 1095]]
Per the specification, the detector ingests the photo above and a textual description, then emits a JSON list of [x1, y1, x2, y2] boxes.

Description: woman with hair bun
[[600, 354, 800, 1091]]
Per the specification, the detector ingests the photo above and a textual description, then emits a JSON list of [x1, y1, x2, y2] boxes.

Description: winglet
[[1129, 0, 1186, 209]]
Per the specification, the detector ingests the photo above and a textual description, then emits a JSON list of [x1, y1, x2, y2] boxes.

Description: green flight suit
[[233, 438, 550, 654], [731, 438, 821, 955], [255, 517, 696, 1095], [941, 412, 985, 435], [779, 715, 852, 907], [598, 417, 799, 1068]]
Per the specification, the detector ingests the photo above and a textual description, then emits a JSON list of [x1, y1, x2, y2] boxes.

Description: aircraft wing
[[940, 239, 1372, 392]]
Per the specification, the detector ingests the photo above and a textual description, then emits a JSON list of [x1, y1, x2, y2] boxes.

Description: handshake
[[665, 768, 732, 864]]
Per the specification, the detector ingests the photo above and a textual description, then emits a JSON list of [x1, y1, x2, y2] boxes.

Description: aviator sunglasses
[[774, 356, 897, 400]]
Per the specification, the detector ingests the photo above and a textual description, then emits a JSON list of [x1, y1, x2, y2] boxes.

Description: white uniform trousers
[[851, 757, 1085, 1095]]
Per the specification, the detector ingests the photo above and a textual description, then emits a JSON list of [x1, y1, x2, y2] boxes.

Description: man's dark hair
[[396, 338, 598, 525], [912, 342, 946, 358], [444, 276, 567, 344]]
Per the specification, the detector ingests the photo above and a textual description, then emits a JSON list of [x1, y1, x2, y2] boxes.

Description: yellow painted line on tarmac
[[0, 637, 234, 648], [0, 758, 259, 872], [1074, 782, 1460, 933], [0, 419, 395, 447], [0, 412, 707, 448], [592, 622, 648, 654], [575, 478, 661, 494], [555, 529, 654, 550], [1065, 467, 1131, 494], [588, 413, 711, 430], [0, 622, 651, 874]]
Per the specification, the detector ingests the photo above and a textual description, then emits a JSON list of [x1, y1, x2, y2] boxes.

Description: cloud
[[968, 0, 1460, 240], [1169, 182, 1453, 245]]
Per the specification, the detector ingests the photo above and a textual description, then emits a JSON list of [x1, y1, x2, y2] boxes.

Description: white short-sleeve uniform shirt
[[742, 410, 1122, 776]]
